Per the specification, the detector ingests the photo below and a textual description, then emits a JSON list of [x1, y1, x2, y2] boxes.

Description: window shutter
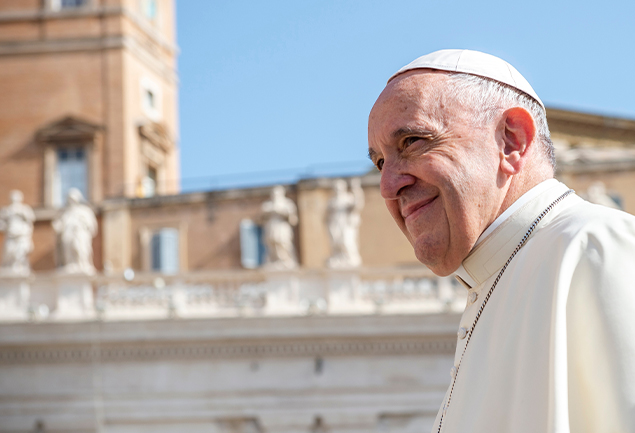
[[151, 228, 179, 274], [151, 232, 161, 271], [240, 219, 263, 269]]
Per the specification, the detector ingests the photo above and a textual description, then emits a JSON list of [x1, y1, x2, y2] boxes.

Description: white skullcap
[[389, 49, 544, 109]]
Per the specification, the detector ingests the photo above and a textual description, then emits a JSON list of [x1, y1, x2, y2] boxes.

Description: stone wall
[[0, 313, 461, 433]]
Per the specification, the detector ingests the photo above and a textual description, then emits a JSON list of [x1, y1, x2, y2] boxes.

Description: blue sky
[[176, 0, 635, 192]]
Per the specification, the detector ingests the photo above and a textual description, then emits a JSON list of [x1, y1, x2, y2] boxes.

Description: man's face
[[368, 71, 503, 276]]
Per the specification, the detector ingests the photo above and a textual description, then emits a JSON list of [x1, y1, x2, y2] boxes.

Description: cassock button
[[450, 366, 457, 379], [458, 327, 467, 339], [468, 291, 478, 304]]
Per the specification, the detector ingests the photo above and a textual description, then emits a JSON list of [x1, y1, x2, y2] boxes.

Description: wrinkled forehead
[[383, 69, 448, 99], [369, 70, 456, 132], [374, 70, 456, 111]]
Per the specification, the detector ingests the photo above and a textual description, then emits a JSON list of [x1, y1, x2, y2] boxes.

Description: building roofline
[[547, 107, 635, 142]]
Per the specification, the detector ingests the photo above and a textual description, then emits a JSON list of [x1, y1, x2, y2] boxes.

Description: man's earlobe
[[500, 107, 536, 175]]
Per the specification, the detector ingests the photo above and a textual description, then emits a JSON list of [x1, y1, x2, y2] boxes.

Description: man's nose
[[380, 162, 415, 199]]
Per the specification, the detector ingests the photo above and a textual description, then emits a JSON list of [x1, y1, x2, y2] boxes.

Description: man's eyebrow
[[368, 148, 378, 161], [391, 126, 434, 140]]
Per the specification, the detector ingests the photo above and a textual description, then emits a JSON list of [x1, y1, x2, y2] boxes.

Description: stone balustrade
[[0, 267, 467, 322]]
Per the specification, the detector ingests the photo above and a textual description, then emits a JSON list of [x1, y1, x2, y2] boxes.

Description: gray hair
[[445, 73, 556, 172]]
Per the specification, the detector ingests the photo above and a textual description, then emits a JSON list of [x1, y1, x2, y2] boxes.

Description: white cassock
[[433, 179, 635, 433]]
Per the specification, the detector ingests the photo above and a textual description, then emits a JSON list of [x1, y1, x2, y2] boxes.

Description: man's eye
[[404, 136, 421, 147], [376, 159, 384, 171]]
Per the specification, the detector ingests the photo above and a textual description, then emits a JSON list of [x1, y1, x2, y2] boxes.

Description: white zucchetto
[[389, 49, 544, 109]]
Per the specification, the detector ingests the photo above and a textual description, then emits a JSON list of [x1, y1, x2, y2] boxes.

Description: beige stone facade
[[99, 180, 416, 274], [0, 0, 178, 270]]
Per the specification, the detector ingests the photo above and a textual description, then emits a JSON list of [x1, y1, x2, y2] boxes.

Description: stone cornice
[[0, 5, 177, 54], [100, 185, 292, 210], [0, 313, 459, 343], [547, 107, 635, 143], [99, 174, 384, 211], [297, 173, 380, 190], [0, 34, 177, 83], [557, 159, 635, 175], [0, 35, 126, 56], [0, 5, 120, 22], [0, 335, 457, 365]]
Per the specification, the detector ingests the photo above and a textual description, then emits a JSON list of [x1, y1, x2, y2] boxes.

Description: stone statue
[[586, 181, 621, 209], [0, 190, 35, 275], [261, 186, 298, 269], [327, 178, 364, 268], [52, 188, 98, 275]]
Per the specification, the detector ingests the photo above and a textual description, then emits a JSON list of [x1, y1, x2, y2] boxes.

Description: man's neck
[[477, 178, 558, 247], [498, 168, 553, 221]]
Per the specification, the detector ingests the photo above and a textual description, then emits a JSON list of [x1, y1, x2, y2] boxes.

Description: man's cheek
[[385, 200, 404, 225]]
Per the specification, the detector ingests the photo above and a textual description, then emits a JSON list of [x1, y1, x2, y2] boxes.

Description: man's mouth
[[402, 196, 438, 221]]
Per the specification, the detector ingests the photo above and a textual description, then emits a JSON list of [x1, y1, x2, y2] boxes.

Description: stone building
[[1, 1, 635, 433], [0, 0, 178, 271]]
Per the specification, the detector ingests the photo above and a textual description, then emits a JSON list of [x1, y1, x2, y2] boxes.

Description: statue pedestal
[[0, 276, 29, 321], [263, 272, 300, 316], [327, 271, 372, 315], [54, 275, 95, 321]]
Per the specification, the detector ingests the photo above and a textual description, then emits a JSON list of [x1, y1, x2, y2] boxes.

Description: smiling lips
[[401, 195, 439, 221]]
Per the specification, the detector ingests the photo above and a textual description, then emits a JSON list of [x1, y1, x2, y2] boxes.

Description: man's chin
[[412, 243, 457, 277]]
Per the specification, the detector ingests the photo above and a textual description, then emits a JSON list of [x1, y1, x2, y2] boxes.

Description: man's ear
[[499, 107, 536, 175]]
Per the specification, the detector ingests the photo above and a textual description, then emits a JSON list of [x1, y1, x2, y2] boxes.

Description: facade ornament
[[327, 178, 364, 268], [0, 190, 35, 276], [52, 188, 98, 275], [586, 181, 621, 209], [261, 186, 298, 269]]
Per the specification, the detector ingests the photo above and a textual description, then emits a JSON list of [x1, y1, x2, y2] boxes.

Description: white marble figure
[[52, 188, 98, 275], [0, 190, 35, 276], [261, 186, 298, 270], [327, 178, 365, 268], [586, 181, 621, 209]]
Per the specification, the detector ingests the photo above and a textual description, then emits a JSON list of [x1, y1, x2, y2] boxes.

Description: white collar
[[454, 179, 565, 289], [475, 179, 560, 247]]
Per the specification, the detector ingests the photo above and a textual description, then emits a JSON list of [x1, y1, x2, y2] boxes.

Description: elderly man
[[368, 50, 635, 432]]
